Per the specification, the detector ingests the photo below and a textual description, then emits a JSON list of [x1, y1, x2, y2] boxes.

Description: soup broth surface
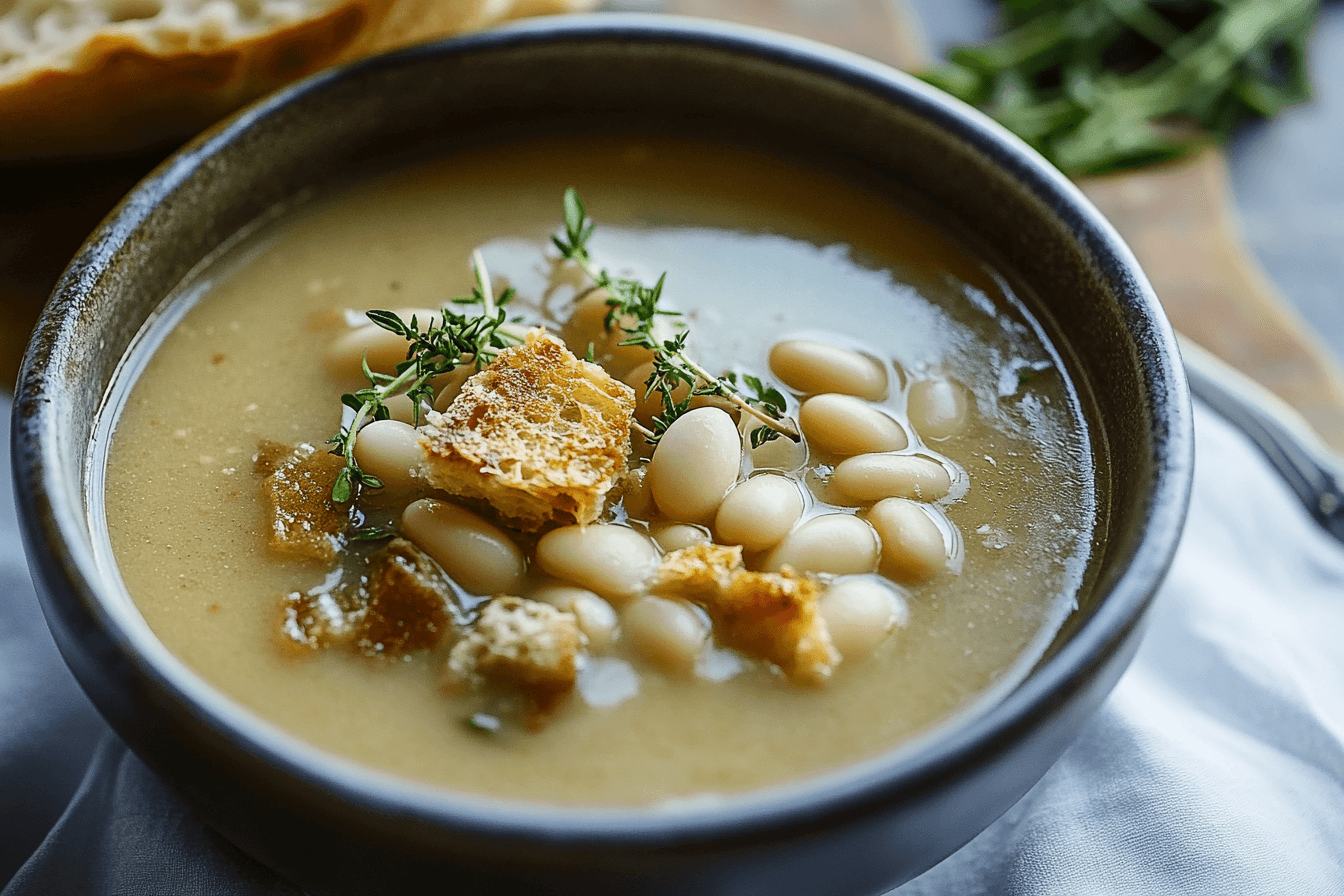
[[99, 137, 1098, 805]]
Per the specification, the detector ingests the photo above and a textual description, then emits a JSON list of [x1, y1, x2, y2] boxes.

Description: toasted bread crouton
[[419, 329, 636, 531], [356, 538, 452, 656], [277, 538, 451, 657], [278, 585, 365, 655], [256, 440, 354, 563], [253, 439, 292, 478], [447, 596, 583, 705], [719, 569, 837, 686], [657, 543, 743, 593], [655, 544, 839, 685]]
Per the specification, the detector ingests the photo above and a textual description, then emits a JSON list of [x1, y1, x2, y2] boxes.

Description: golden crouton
[[657, 542, 743, 593], [719, 570, 837, 686], [655, 544, 839, 686], [276, 538, 452, 657], [278, 586, 365, 655], [419, 328, 636, 531], [256, 440, 354, 563], [447, 596, 583, 703], [356, 539, 452, 656]]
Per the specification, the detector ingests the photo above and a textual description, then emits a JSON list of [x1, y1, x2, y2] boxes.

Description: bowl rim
[[12, 11, 1194, 849]]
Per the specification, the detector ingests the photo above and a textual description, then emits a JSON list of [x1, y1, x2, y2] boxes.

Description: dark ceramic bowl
[[11, 14, 1193, 896]]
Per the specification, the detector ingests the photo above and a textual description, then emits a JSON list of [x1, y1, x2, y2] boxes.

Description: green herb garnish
[[327, 251, 521, 503], [920, 0, 1317, 175], [553, 187, 799, 445], [349, 524, 398, 542], [328, 190, 799, 503]]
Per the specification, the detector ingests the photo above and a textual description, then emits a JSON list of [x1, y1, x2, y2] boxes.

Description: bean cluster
[[324, 302, 972, 690]]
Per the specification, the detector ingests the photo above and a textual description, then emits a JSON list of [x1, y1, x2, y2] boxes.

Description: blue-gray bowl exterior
[[11, 14, 1193, 895]]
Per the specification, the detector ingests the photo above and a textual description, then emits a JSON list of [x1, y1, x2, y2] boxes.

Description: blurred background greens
[[921, 0, 1319, 174]]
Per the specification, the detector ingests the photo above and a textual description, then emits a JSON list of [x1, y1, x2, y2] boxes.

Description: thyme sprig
[[552, 188, 798, 446], [327, 252, 520, 503]]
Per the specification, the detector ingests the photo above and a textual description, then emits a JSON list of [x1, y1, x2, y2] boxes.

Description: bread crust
[[0, 0, 592, 160], [419, 328, 636, 532]]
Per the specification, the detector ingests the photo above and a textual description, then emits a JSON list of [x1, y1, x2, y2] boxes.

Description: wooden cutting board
[[5, 0, 1344, 453], [1078, 152, 1344, 451]]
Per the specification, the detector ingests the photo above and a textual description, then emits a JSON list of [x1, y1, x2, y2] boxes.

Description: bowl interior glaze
[[11, 15, 1192, 896]]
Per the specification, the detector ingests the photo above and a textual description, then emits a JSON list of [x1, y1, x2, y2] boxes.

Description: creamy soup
[[97, 136, 1099, 805]]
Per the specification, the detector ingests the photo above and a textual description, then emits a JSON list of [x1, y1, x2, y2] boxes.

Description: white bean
[[819, 577, 907, 661], [536, 524, 661, 605], [623, 362, 740, 429], [763, 513, 879, 575], [620, 466, 656, 520], [400, 498, 525, 595], [622, 595, 708, 675], [351, 419, 425, 491], [865, 498, 949, 583], [624, 361, 691, 427], [744, 422, 808, 472], [799, 394, 907, 456], [649, 522, 710, 552], [647, 407, 742, 524], [714, 474, 804, 553], [560, 287, 611, 347], [383, 393, 433, 426], [831, 454, 951, 504], [432, 361, 478, 412], [532, 584, 619, 653], [607, 317, 674, 378], [768, 339, 888, 400], [561, 289, 672, 378], [907, 378, 970, 441], [687, 392, 741, 420], [324, 307, 439, 379]]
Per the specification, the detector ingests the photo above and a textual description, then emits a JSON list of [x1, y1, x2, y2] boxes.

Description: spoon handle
[[1182, 336, 1344, 544]]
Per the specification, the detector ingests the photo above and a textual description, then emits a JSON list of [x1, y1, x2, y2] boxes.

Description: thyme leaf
[[553, 188, 799, 446], [326, 253, 521, 502]]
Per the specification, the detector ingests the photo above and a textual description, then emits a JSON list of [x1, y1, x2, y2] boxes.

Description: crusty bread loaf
[[0, 0, 595, 160], [419, 327, 636, 532]]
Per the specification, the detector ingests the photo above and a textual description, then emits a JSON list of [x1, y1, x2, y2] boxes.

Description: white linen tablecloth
[[3, 399, 1342, 894]]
